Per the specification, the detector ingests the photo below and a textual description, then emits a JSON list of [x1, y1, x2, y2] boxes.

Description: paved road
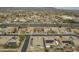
[[0, 33, 79, 36], [0, 23, 79, 27], [43, 38, 47, 52], [21, 35, 30, 52]]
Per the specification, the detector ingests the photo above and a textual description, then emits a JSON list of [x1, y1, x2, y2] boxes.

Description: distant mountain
[[0, 7, 79, 15], [56, 7, 79, 10], [0, 7, 58, 12]]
